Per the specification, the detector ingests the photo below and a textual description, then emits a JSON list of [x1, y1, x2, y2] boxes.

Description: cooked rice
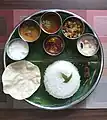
[[44, 60, 81, 99]]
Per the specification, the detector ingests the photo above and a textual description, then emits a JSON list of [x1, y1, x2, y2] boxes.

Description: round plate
[[3, 9, 104, 110]]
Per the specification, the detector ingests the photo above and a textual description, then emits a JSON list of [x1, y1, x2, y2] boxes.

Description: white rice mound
[[44, 60, 81, 99]]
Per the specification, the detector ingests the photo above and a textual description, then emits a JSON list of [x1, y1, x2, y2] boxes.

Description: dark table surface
[[0, 109, 107, 120], [0, 0, 107, 119], [0, 0, 107, 9]]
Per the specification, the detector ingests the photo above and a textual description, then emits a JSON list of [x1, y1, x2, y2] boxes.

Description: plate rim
[[3, 9, 104, 110]]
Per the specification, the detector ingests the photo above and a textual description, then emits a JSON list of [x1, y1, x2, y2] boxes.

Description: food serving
[[44, 60, 81, 99], [6, 38, 29, 60], [77, 33, 99, 56], [62, 16, 84, 39], [18, 19, 41, 42], [3, 9, 103, 110], [2, 60, 41, 100], [40, 12, 62, 34], [43, 35, 65, 56]]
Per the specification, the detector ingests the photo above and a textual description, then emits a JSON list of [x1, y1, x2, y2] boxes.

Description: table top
[[0, 9, 107, 109], [0, 1, 107, 118], [0, 109, 107, 120], [0, 0, 107, 9]]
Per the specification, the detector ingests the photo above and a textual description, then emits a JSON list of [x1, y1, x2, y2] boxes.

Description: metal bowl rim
[[40, 11, 62, 34], [77, 33, 100, 57], [18, 19, 41, 42], [61, 16, 85, 40], [43, 34, 65, 56], [6, 38, 29, 61]]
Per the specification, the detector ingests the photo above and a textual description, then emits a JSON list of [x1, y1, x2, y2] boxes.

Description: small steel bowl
[[18, 19, 41, 42], [40, 12, 62, 34], [77, 33, 99, 57], [6, 38, 29, 60], [62, 16, 85, 40], [43, 35, 65, 56]]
